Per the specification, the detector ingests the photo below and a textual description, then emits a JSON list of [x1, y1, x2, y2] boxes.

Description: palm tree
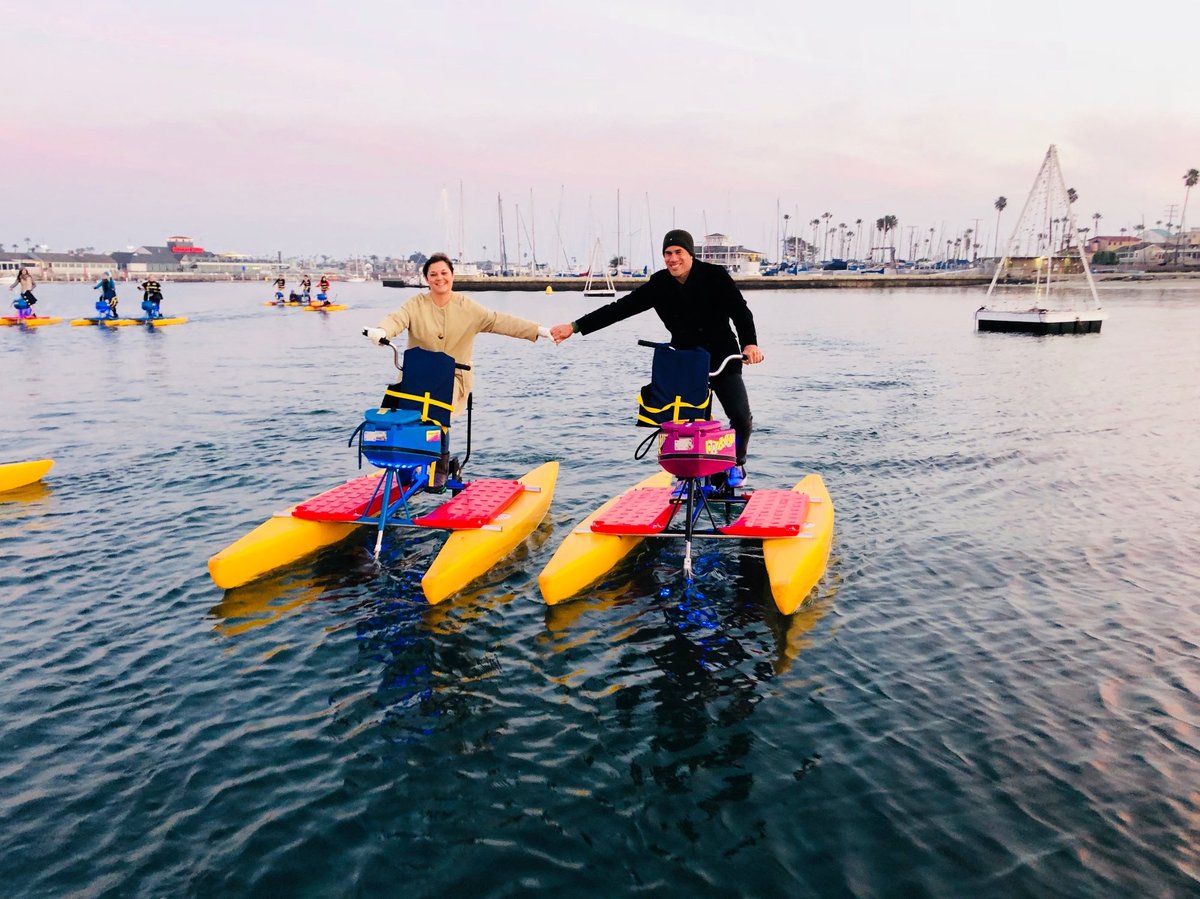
[[1093, 213, 1102, 239], [881, 215, 898, 261], [993, 196, 1007, 257], [810, 219, 820, 262], [1067, 188, 1078, 205], [854, 218, 863, 260], [820, 212, 833, 260], [1175, 167, 1198, 262], [963, 228, 974, 262]]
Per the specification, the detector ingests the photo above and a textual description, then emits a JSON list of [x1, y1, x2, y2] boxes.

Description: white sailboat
[[976, 145, 1106, 334], [582, 238, 616, 298]]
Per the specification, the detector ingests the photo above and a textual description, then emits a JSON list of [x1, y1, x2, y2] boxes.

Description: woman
[[93, 271, 118, 317], [9, 267, 37, 308], [365, 253, 551, 416]]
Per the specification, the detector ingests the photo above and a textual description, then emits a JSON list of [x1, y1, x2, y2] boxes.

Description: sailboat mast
[[497, 193, 509, 275], [645, 193, 655, 272], [530, 188, 538, 270], [616, 188, 621, 273], [458, 180, 466, 263]]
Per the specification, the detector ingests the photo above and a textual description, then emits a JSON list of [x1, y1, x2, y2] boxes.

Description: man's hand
[[549, 323, 575, 344], [742, 344, 764, 364], [364, 327, 387, 345]]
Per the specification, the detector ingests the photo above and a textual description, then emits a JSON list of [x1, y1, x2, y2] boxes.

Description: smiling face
[[426, 260, 454, 296], [663, 245, 693, 280]]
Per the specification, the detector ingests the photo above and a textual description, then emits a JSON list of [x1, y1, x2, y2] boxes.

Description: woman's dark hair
[[422, 253, 454, 279]]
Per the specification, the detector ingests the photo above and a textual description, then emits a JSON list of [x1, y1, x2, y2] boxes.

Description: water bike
[[302, 291, 346, 312], [208, 336, 558, 601], [537, 340, 833, 615], [0, 459, 54, 493], [71, 296, 187, 327], [263, 290, 312, 308], [1, 296, 61, 327]]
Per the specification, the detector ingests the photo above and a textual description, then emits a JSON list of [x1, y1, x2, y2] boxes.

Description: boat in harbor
[[976, 145, 1106, 335], [582, 239, 617, 298]]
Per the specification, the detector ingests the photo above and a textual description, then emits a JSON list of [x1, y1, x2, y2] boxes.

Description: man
[[139, 278, 164, 318], [550, 229, 763, 486]]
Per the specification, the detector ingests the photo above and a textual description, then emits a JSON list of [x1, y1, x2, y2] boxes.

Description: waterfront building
[[0, 254, 36, 277], [121, 246, 185, 274], [1115, 244, 1166, 266], [696, 233, 764, 276], [27, 252, 117, 281], [1085, 235, 1141, 254]]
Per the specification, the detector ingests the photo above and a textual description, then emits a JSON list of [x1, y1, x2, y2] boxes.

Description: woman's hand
[[549, 323, 574, 344]]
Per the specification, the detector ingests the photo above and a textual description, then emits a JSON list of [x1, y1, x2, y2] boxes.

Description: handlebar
[[638, 340, 746, 378], [364, 330, 472, 373], [709, 353, 745, 378]]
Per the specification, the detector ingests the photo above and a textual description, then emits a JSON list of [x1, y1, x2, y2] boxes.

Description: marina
[[1, 280, 1197, 895]]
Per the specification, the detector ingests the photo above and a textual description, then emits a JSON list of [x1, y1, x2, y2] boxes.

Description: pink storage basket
[[657, 420, 735, 478]]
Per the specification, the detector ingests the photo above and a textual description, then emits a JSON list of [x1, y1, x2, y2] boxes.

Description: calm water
[[1, 280, 1197, 898]]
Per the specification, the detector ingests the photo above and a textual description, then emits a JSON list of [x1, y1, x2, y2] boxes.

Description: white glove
[[364, 327, 386, 345], [537, 325, 552, 339]]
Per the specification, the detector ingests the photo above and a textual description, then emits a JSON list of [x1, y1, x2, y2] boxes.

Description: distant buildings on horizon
[[0, 236, 392, 281], [3, 226, 1198, 282]]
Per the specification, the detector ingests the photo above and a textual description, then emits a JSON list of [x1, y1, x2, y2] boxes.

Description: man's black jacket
[[573, 259, 758, 365]]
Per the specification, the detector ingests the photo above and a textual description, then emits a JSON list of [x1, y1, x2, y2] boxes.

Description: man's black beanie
[[662, 229, 695, 257]]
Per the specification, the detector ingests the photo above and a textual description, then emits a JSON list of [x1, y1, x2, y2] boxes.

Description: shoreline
[[381, 271, 1199, 292]]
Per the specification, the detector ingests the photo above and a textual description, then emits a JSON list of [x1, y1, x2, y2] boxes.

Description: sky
[[6, 0, 1197, 269]]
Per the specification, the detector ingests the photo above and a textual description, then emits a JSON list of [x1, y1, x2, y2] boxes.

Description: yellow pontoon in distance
[[0, 459, 54, 493]]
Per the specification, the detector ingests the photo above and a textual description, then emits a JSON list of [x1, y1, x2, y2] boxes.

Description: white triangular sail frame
[[985, 145, 1101, 310], [582, 238, 616, 297]]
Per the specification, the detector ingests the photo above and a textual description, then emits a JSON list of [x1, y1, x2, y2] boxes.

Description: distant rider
[[139, 278, 164, 319], [316, 275, 331, 305], [9, 267, 38, 319], [299, 275, 312, 300], [272, 276, 286, 302], [93, 271, 119, 319]]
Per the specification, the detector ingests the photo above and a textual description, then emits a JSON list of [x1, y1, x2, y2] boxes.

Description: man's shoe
[[726, 465, 746, 489]]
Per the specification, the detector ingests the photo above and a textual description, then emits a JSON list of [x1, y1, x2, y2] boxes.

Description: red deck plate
[[720, 490, 810, 537], [591, 487, 677, 535], [292, 475, 399, 522], [413, 479, 524, 529]]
